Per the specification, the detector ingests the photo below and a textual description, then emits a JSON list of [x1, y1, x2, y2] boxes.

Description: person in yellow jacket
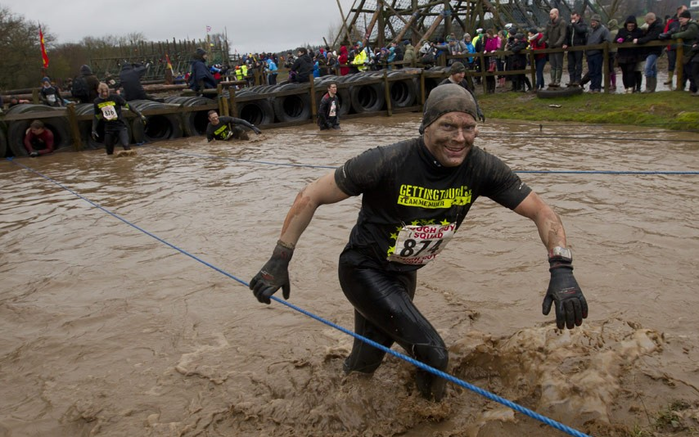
[[351, 41, 369, 72]]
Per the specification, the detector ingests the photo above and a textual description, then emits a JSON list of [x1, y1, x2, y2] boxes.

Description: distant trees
[[0, 5, 51, 90]]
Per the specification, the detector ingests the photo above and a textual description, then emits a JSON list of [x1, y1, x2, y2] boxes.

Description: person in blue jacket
[[188, 48, 217, 95], [266, 58, 278, 85]]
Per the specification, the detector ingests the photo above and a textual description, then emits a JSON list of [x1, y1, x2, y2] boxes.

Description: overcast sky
[[4, 0, 357, 53]]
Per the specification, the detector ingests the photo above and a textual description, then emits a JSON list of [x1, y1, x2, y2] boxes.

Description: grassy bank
[[476, 90, 699, 131]]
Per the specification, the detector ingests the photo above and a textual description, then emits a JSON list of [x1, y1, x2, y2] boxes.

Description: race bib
[[100, 105, 118, 121], [387, 222, 457, 265]]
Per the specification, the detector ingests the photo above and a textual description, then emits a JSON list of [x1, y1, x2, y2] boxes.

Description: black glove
[[249, 241, 294, 304], [252, 126, 262, 135], [542, 252, 588, 329], [140, 115, 147, 125], [658, 32, 671, 41], [477, 108, 486, 123], [91, 130, 99, 140]]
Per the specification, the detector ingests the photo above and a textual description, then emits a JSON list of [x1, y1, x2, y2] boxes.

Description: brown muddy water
[[1, 114, 699, 437]]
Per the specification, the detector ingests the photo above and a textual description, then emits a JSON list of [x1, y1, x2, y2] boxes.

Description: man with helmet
[[249, 84, 588, 401]]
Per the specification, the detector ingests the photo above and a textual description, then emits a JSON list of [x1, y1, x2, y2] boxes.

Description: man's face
[[42, 81, 50, 88], [679, 17, 689, 26], [30, 127, 44, 136], [208, 113, 219, 125], [328, 84, 337, 95], [550, 10, 558, 20], [99, 87, 109, 99], [451, 71, 465, 82], [571, 13, 579, 22], [423, 112, 478, 167], [591, 20, 599, 29]]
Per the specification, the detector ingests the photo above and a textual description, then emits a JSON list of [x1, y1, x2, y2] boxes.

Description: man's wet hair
[[30, 120, 44, 129], [208, 110, 218, 117]]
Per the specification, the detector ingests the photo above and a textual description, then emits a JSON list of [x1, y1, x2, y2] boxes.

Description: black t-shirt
[[206, 116, 254, 141], [93, 94, 130, 131], [334, 138, 531, 271]]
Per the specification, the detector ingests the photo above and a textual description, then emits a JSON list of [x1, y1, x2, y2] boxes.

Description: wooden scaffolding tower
[[334, 0, 608, 48]]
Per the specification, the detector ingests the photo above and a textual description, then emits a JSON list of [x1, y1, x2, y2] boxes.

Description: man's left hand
[[252, 126, 262, 135], [543, 259, 588, 329]]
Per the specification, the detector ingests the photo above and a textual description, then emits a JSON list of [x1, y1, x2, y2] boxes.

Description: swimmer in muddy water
[[206, 110, 261, 142], [249, 83, 588, 401]]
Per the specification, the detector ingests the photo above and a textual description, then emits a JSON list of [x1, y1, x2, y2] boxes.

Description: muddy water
[[1, 115, 699, 437]]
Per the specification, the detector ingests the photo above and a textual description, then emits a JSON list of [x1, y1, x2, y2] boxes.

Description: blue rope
[[8, 157, 591, 437], [152, 147, 699, 175]]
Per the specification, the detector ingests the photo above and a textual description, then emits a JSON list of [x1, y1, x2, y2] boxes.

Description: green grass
[[477, 91, 699, 131]]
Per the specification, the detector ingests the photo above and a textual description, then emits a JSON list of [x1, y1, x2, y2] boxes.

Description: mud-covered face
[[208, 112, 219, 125], [423, 112, 478, 167]]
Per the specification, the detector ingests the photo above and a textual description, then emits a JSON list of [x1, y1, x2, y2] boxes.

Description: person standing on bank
[[586, 15, 612, 93], [206, 110, 261, 141], [545, 8, 568, 87], [563, 11, 588, 87], [633, 12, 664, 93], [92, 83, 146, 155], [249, 84, 588, 401], [317, 82, 340, 130]]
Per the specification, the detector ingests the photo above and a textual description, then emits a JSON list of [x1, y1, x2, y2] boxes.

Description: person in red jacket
[[338, 46, 350, 76], [23, 120, 55, 157]]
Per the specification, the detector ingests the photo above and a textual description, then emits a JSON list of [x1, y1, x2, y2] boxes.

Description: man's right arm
[[249, 172, 350, 304], [278, 172, 350, 248]]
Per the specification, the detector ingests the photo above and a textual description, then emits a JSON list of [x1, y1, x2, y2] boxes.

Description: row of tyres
[[0, 97, 214, 158], [0, 69, 449, 158], [235, 69, 447, 127]]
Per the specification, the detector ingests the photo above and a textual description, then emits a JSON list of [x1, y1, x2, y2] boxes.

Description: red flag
[[39, 26, 49, 69], [165, 54, 173, 71]]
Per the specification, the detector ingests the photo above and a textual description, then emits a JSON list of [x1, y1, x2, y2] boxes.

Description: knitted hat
[[679, 10, 691, 19], [195, 48, 207, 56], [420, 84, 478, 133], [450, 62, 466, 74], [42, 77, 50, 83], [591, 14, 602, 23]]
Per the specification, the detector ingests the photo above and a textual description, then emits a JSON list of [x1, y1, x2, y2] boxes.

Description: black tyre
[[7, 116, 72, 157], [536, 86, 583, 99], [0, 122, 7, 158], [238, 98, 275, 126], [389, 79, 417, 108], [349, 82, 386, 113], [272, 91, 311, 123]]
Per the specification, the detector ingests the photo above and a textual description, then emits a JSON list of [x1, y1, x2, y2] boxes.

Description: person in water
[[92, 82, 146, 155], [249, 84, 588, 401], [24, 120, 55, 157], [206, 110, 261, 141]]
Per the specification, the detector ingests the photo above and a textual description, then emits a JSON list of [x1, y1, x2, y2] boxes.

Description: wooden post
[[528, 51, 536, 90], [66, 103, 83, 151], [32, 89, 40, 104], [384, 70, 392, 116], [420, 70, 426, 109], [217, 84, 226, 115], [228, 86, 237, 118], [309, 79, 317, 121], [603, 42, 609, 93], [676, 40, 684, 90]]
